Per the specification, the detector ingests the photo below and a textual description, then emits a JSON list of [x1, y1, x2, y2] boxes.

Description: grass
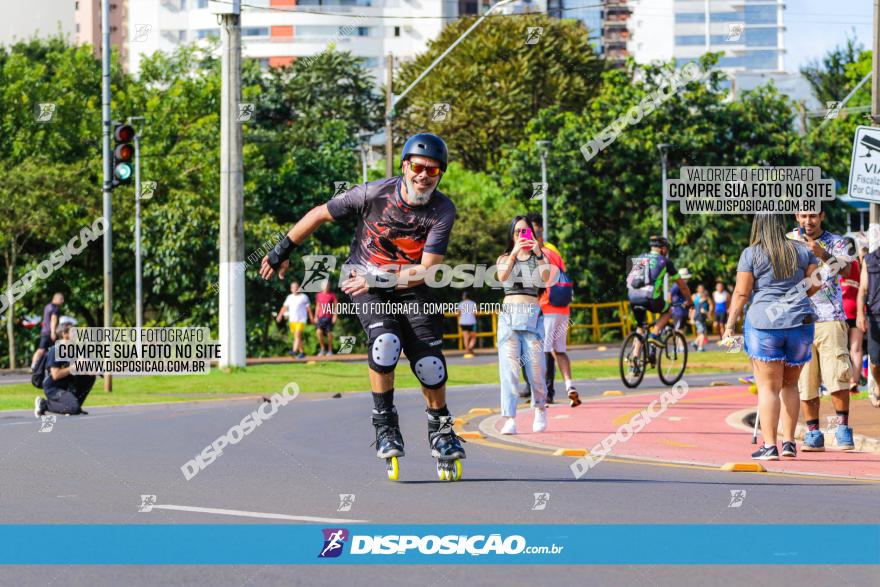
[[0, 349, 751, 411]]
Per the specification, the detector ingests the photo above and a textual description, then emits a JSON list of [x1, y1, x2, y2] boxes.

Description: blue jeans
[[743, 316, 814, 366], [497, 303, 546, 417]]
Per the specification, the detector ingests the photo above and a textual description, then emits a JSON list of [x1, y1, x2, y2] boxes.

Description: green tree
[[394, 14, 603, 172]]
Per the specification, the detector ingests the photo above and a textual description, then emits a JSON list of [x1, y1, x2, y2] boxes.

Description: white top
[[458, 300, 476, 326], [284, 293, 310, 323]]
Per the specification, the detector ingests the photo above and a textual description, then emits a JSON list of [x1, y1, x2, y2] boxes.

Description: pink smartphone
[[521, 228, 533, 241]]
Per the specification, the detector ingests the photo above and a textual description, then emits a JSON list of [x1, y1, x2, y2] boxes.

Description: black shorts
[[38, 333, 53, 350], [628, 291, 668, 327], [317, 316, 334, 333], [459, 324, 476, 332], [868, 317, 880, 365], [352, 284, 444, 362]]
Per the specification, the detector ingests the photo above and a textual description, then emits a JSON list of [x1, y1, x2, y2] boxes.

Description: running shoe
[[568, 388, 582, 407], [802, 429, 825, 452], [532, 408, 547, 433], [751, 444, 779, 460], [781, 441, 797, 457], [500, 418, 517, 435], [835, 425, 855, 450]]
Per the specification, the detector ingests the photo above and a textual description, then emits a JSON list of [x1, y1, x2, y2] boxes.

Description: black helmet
[[649, 235, 669, 249], [400, 133, 448, 171]]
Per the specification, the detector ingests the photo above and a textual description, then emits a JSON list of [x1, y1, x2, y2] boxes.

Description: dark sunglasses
[[408, 162, 442, 177]]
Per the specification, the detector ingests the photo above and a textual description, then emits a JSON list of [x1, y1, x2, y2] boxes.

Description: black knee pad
[[409, 350, 448, 389], [367, 321, 402, 374]]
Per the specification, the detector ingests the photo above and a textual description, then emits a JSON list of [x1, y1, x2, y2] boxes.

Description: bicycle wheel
[[620, 332, 647, 388], [658, 330, 688, 386]]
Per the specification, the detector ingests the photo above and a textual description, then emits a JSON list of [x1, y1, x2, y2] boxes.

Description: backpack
[[31, 352, 48, 389], [548, 268, 574, 307], [626, 256, 651, 290]]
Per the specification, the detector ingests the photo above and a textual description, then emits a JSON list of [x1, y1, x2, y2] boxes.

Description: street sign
[[848, 125, 880, 202]]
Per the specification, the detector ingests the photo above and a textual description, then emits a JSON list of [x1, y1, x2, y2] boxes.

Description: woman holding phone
[[495, 216, 554, 435], [724, 214, 820, 460]]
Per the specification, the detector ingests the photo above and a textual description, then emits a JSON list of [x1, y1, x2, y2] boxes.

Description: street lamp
[[536, 140, 551, 242], [658, 143, 672, 296], [357, 131, 372, 184], [384, 0, 515, 174]]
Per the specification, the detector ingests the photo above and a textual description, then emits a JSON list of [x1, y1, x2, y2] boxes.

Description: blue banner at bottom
[[1, 525, 878, 565]]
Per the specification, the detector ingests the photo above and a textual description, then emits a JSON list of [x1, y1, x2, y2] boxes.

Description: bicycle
[[619, 304, 689, 388]]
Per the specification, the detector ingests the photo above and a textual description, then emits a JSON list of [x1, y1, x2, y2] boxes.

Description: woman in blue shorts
[[723, 214, 820, 461]]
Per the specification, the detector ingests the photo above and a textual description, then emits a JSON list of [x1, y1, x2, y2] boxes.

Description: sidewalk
[[480, 384, 880, 480]]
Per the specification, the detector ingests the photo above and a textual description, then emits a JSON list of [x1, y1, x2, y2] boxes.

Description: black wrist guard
[[267, 236, 295, 271]]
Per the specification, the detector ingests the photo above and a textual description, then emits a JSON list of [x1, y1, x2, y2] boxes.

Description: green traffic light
[[114, 162, 133, 182]]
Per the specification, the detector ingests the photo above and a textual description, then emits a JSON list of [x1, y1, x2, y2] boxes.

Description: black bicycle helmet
[[400, 133, 448, 171], [649, 235, 669, 248]]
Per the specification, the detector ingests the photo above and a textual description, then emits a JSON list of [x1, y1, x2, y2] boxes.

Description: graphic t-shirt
[[315, 291, 337, 319], [326, 177, 456, 271], [284, 293, 310, 323], [787, 229, 853, 323], [458, 300, 477, 326]]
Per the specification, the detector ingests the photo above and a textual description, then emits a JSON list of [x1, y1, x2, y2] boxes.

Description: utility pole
[[536, 140, 551, 242], [218, 1, 246, 368], [871, 0, 880, 254], [129, 117, 145, 333], [385, 53, 394, 177], [101, 0, 113, 392], [659, 143, 671, 296]]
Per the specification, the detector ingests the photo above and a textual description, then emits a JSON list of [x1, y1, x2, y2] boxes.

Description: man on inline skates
[[260, 133, 466, 481]]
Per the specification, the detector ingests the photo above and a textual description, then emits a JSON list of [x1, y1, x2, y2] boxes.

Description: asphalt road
[[1, 371, 878, 586]]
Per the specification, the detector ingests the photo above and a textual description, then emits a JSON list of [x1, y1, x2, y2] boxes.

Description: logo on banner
[[318, 528, 349, 558]]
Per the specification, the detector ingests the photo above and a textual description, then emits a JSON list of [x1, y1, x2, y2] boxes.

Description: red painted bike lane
[[495, 385, 880, 480]]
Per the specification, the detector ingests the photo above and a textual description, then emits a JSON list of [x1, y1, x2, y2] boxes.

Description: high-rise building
[[126, 0, 459, 78], [76, 0, 128, 66], [629, 0, 785, 74], [0, 0, 75, 46]]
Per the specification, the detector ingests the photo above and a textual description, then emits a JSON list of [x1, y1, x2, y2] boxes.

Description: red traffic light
[[114, 124, 135, 142], [114, 143, 134, 162]]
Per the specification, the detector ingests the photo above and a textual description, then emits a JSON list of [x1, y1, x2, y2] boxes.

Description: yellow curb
[[468, 408, 493, 415], [553, 448, 587, 457], [603, 390, 625, 396], [458, 431, 483, 439], [720, 462, 766, 472], [597, 346, 608, 351], [710, 381, 731, 386]]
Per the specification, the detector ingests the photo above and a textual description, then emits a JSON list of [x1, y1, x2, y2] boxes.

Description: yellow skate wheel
[[386, 456, 399, 481]]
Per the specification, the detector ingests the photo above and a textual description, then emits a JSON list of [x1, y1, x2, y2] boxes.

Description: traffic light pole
[[100, 0, 113, 392]]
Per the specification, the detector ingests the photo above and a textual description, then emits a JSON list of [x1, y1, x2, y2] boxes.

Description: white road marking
[[148, 503, 368, 524]]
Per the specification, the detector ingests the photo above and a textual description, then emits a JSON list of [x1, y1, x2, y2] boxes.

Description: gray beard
[[404, 175, 435, 206]]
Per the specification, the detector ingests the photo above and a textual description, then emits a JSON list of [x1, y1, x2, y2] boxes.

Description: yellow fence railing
[[443, 302, 742, 348]]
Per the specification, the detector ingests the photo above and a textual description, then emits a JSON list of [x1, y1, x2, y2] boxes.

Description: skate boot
[[427, 412, 466, 481], [372, 408, 404, 481]]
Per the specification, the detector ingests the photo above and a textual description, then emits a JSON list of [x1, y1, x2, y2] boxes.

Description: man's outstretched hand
[[260, 255, 289, 280]]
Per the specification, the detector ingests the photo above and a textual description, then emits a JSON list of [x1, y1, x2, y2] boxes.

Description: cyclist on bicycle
[[627, 236, 693, 347]]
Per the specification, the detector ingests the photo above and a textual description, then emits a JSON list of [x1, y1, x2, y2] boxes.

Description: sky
[[784, 0, 873, 73]]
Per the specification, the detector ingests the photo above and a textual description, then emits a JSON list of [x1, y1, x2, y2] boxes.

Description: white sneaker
[[532, 408, 547, 432], [500, 418, 517, 435]]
